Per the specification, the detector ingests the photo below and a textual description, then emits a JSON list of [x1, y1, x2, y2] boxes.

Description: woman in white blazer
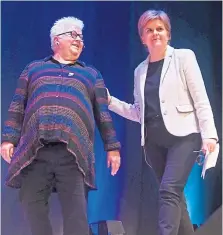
[[107, 10, 218, 235]]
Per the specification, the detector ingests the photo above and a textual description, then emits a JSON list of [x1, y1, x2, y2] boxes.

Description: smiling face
[[141, 19, 170, 52], [54, 26, 84, 61]]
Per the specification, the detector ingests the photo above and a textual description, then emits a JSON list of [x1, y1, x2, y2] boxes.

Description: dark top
[[144, 59, 164, 123], [2, 56, 121, 190]]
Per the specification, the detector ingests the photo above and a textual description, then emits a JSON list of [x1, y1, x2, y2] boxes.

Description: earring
[[56, 42, 59, 45]]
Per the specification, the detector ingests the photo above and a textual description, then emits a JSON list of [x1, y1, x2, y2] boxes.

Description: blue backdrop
[[1, 2, 222, 235]]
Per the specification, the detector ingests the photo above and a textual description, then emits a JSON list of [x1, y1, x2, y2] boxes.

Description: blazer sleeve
[[183, 49, 218, 141], [108, 69, 141, 123]]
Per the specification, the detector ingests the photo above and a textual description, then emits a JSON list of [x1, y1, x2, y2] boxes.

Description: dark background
[[1, 1, 222, 235]]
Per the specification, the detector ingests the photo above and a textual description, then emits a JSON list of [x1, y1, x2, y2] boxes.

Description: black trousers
[[19, 142, 89, 235], [144, 118, 201, 235]]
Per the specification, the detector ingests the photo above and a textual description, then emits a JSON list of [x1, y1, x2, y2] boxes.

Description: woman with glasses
[[1, 16, 121, 235]]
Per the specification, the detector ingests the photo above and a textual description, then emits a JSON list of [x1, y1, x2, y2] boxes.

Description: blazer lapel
[[138, 46, 174, 98], [139, 59, 149, 101], [160, 45, 174, 84]]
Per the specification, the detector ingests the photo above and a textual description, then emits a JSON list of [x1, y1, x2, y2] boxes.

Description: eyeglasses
[[56, 31, 84, 42], [193, 150, 205, 166]]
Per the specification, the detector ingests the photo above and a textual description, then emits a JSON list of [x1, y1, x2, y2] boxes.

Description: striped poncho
[[2, 56, 121, 189]]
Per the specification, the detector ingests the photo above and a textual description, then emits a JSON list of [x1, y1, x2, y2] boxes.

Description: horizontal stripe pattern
[[2, 56, 121, 189]]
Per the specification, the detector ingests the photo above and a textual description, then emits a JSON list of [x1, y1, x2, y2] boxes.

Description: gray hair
[[138, 10, 171, 39], [50, 16, 84, 50]]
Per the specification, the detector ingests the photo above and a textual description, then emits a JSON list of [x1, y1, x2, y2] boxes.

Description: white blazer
[[108, 45, 218, 146]]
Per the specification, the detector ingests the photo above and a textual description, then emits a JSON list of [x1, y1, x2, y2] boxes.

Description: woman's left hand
[[201, 138, 217, 154]]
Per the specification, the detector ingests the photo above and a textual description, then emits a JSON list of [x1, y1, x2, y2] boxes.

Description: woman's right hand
[[106, 88, 112, 105], [1, 142, 14, 163]]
